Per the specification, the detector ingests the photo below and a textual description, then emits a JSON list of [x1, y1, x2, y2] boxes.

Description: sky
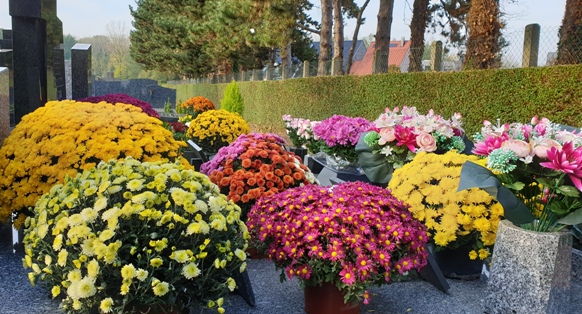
[[0, 0, 567, 41]]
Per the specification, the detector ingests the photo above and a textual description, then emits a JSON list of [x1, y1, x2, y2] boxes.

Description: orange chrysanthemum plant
[[0, 100, 186, 228], [200, 133, 318, 220], [178, 96, 215, 121]]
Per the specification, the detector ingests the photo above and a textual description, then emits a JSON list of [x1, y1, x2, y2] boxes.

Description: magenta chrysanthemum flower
[[79, 93, 160, 118], [540, 142, 582, 191], [339, 267, 356, 285]]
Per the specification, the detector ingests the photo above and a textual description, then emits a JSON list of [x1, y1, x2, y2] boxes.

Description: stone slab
[[485, 220, 572, 314], [0, 67, 9, 144]]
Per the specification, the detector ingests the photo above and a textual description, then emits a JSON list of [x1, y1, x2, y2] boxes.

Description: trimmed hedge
[[172, 64, 582, 136]]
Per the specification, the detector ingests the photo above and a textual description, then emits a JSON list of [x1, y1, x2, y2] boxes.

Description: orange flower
[[274, 169, 284, 177], [236, 187, 244, 195], [219, 177, 230, 186], [260, 164, 271, 173], [283, 175, 294, 185], [259, 150, 269, 158], [247, 178, 257, 186], [257, 178, 266, 187], [283, 167, 292, 175], [265, 172, 275, 180], [266, 181, 275, 189], [241, 194, 250, 203], [242, 159, 252, 168], [292, 172, 304, 181]]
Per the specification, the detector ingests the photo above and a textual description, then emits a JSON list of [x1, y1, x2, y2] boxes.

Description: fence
[[167, 25, 581, 85]]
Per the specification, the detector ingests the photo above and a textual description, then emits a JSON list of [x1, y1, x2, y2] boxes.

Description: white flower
[[380, 145, 394, 156]]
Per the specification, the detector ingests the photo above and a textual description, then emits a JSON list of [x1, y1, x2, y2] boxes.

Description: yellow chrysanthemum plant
[[388, 151, 504, 261], [23, 157, 249, 314], [0, 100, 187, 229], [186, 109, 250, 154]]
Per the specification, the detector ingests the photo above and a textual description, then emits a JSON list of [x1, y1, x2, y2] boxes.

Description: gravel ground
[[2, 221, 581, 314]]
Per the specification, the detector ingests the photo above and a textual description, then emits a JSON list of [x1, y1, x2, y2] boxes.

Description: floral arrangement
[[363, 106, 465, 170], [178, 96, 215, 122], [186, 109, 250, 153], [0, 100, 185, 229], [201, 133, 317, 219], [312, 115, 372, 163], [281, 115, 322, 154], [23, 157, 249, 313], [165, 121, 188, 143], [462, 117, 582, 232], [388, 151, 504, 260], [79, 93, 160, 118], [247, 181, 429, 304]]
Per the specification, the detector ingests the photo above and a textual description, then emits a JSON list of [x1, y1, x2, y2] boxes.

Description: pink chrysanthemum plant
[[312, 115, 373, 164], [247, 181, 429, 304], [459, 116, 582, 232], [281, 115, 322, 154]]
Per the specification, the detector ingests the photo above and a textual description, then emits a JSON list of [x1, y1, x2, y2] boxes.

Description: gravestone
[[0, 30, 14, 127], [0, 67, 9, 144], [92, 78, 176, 109], [0, 29, 13, 49], [9, 0, 65, 124], [71, 43, 92, 99]]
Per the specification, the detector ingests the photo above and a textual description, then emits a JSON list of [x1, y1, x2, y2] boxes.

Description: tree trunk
[[318, 0, 333, 76], [373, 0, 395, 74], [346, 0, 371, 75], [556, 0, 582, 65], [408, 0, 430, 72], [463, 0, 503, 70], [332, 0, 344, 75]]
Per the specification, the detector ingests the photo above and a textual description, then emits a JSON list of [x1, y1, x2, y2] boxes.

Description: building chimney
[[401, 37, 405, 47]]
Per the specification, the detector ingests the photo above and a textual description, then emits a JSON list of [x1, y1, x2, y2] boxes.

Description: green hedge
[[172, 64, 582, 136]]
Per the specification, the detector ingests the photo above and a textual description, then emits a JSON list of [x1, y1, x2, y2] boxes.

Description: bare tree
[[373, 0, 395, 74], [346, 0, 371, 75], [408, 0, 431, 72], [332, 0, 344, 75], [318, 0, 333, 76], [105, 21, 130, 73]]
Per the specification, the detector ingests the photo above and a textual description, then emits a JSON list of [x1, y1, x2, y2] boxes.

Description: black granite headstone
[[9, 0, 65, 124], [71, 43, 92, 100], [53, 45, 66, 100], [0, 30, 12, 49]]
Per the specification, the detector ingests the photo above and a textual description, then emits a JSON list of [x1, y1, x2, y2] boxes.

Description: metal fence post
[[303, 61, 310, 78], [265, 66, 272, 81]]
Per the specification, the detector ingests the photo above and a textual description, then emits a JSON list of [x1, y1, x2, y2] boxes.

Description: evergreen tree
[[220, 80, 244, 115]]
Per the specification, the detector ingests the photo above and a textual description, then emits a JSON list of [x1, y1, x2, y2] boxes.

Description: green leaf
[[557, 185, 580, 197], [505, 181, 525, 191], [458, 161, 535, 225], [558, 207, 582, 225], [536, 178, 554, 188]]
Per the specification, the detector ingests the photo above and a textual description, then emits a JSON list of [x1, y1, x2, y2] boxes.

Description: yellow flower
[[152, 281, 170, 296], [121, 264, 136, 280], [99, 297, 114, 313], [93, 197, 108, 212], [136, 269, 149, 281], [67, 269, 82, 282], [172, 250, 190, 263], [87, 259, 100, 278], [120, 283, 130, 295], [478, 248, 490, 260], [51, 285, 61, 298], [468, 250, 478, 260], [58, 250, 68, 267], [182, 263, 202, 279], [150, 258, 163, 267], [234, 249, 246, 261], [226, 277, 236, 291], [126, 179, 144, 192]]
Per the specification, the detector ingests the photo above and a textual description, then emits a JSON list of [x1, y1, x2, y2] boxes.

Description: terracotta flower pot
[[304, 282, 360, 314]]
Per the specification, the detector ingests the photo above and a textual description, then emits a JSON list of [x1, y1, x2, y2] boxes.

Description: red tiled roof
[[350, 40, 411, 75]]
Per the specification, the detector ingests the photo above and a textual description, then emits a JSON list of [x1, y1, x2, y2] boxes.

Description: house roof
[[312, 40, 367, 65], [350, 40, 411, 75]]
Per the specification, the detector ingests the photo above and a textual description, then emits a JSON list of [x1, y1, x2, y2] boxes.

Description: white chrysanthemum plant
[[23, 157, 249, 314]]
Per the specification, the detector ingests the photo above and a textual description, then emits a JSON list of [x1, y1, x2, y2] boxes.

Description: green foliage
[[174, 65, 582, 137], [220, 80, 244, 115], [63, 34, 77, 60]]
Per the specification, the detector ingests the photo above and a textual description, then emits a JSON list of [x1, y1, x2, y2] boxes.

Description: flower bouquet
[[186, 109, 250, 154], [312, 115, 372, 170], [282, 115, 322, 155], [0, 100, 185, 229], [357, 106, 466, 185], [247, 181, 429, 305], [23, 157, 249, 313], [178, 96, 215, 122], [459, 117, 582, 232], [79, 93, 160, 118], [201, 133, 317, 220], [389, 151, 504, 262]]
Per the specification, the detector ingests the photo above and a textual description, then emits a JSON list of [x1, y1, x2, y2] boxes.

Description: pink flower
[[377, 127, 396, 145], [416, 132, 437, 152], [532, 138, 562, 159], [339, 267, 356, 285], [540, 142, 582, 191], [472, 133, 509, 156], [501, 139, 532, 158], [394, 125, 417, 152]]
